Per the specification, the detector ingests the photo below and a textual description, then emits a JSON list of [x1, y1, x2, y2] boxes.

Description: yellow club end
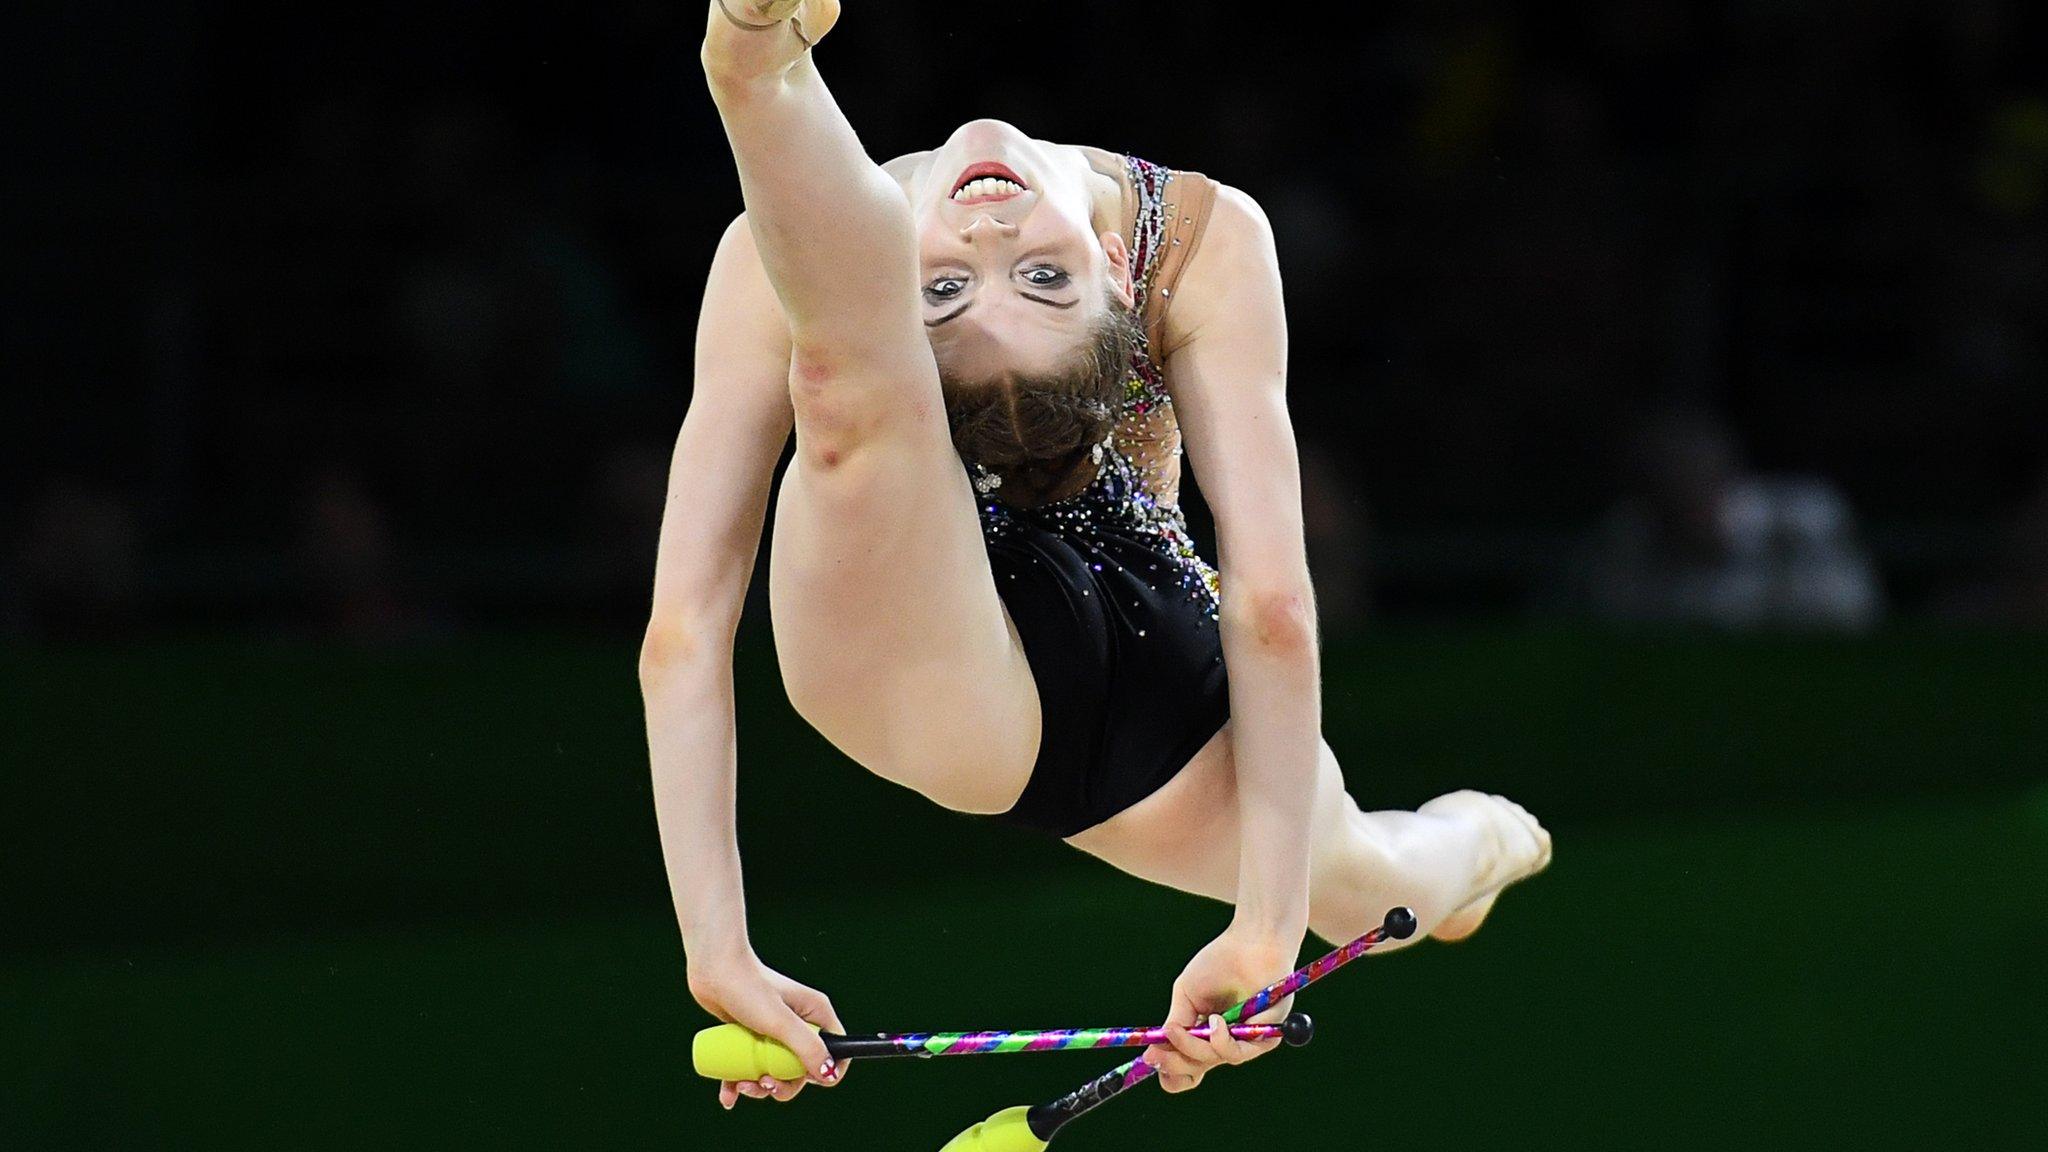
[[938, 1106, 1048, 1152], [691, 1023, 810, 1082]]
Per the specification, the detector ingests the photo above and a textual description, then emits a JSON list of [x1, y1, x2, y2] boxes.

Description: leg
[[1065, 731, 1552, 947], [767, 359, 1042, 816]]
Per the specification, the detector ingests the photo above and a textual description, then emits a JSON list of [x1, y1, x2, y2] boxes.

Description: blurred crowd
[[7, 0, 2047, 640]]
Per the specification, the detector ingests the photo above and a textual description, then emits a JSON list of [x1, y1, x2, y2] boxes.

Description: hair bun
[[940, 304, 1140, 508]]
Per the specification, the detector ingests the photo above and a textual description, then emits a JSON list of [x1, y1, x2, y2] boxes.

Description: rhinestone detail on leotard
[[975, 155, 1220, 617]]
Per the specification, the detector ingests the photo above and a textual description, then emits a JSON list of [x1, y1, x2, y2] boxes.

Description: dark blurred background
[[5, 2, 2045, 1149]]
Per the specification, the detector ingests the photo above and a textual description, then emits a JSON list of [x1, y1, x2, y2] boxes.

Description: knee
[[788, 350, 879, 469]]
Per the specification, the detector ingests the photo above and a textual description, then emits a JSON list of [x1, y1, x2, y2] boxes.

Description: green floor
[[8, 792, 2046, 1150]]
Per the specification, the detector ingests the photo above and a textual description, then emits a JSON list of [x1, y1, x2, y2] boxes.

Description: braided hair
[[940, 300, 1142, 508]]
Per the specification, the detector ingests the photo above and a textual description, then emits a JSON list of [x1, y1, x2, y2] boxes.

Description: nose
[[959, 213, 1020, 242]]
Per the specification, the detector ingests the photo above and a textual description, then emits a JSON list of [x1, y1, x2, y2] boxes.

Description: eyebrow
[[926, 293, 1078, 328]]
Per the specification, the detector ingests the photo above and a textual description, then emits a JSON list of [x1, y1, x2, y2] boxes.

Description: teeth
[[953, 177, 1025, 201]]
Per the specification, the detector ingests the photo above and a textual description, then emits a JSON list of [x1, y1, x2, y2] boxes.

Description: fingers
[[1145, 1019, 1212, 1095], [1146, 1008, 1291, 1098], [782, 983, 848, 1087], [724, 1078, 769, 1106], [726, 993, 831, 1102], [1203, 1014, 1256, 1066], [1237, 996, 1291, 1063], [722, 1073, 803, 1106], [1164, 1018, 1215, 1065], [1146, 1042, 1205, 1094], [761, 1006, 838, 1086]]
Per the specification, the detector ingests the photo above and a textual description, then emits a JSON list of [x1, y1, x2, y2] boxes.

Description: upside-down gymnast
[[644, 0, 1552, 1111]]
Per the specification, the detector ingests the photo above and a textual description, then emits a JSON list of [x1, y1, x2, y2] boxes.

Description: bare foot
[[1419, 792, 1551, 942], [1430, 890, 1498, 942]]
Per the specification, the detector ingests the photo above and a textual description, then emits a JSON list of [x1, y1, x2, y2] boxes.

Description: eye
[[1022, 265, 1071, 289], [924, 276, 968, 302]]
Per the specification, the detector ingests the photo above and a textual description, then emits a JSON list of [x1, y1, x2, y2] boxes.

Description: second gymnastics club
[[693, 1014, 1315, 1081], [938, 905, 1418, 1152]]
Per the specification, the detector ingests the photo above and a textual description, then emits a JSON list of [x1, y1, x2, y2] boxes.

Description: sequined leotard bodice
[[978, 156, 1223, 616], [981, 155, 1231, 838]]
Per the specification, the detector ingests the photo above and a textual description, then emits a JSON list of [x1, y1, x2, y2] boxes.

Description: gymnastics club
[[693, 1014, 1316, 1081], [938, 906, 1418, 1152]]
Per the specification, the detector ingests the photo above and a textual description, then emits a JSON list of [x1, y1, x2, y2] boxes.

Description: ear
[[1100, 231, 1136, 309]]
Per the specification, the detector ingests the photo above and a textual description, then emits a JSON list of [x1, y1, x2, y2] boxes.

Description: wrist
[[1229, 901, 1308, 948], [681, 919, 753, 968]]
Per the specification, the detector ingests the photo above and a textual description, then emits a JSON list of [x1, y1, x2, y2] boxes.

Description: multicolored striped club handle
[[1024, 906, 1417, 1141], [691, 1015, 1313, 1081], [861, 1016, 1311, 1059]]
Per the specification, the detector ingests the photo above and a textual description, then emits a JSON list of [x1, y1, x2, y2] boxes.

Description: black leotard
[[984, 156, 1231, 837]]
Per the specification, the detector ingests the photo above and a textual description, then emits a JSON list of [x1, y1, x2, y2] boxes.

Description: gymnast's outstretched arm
[[1139, 187, 1322, 1092], [643, 214, 850, 1109]]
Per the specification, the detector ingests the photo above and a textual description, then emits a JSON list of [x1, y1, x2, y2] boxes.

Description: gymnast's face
[[914, 120, 1135, 382]]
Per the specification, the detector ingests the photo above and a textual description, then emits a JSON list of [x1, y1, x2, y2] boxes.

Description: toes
[[1491, 794, 1553, 871]]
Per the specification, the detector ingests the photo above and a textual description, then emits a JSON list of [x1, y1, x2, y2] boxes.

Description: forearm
[[1219, 583, 1321, 939], [644, 637, 752, 964]]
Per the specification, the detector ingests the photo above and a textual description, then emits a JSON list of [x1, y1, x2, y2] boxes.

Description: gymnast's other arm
[[642, 214, 841, 1109], [670, 0, 942, 1108], [1143, 186, 1321, 1093]]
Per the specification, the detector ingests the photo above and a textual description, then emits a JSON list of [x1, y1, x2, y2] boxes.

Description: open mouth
[[950, 161, 1028, 204]]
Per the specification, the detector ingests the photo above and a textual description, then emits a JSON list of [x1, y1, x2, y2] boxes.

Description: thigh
[[767, 425, 1040, 815], [1064, 732, 1355, 912]]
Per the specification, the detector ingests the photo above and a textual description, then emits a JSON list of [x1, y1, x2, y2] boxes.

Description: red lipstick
[[950, 161, 1029, 201]]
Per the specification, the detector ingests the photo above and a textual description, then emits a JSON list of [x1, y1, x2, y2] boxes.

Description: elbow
[[1223, 580, 1319, 657], [638, 615, 720, 688]]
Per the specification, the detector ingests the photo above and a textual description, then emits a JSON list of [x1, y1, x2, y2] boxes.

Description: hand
[[1143, 925, 1302, 1094], [687, 951, 848, 1109]]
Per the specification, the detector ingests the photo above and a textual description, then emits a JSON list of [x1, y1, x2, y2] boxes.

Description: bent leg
[[767, 343, 1047, 815], [1066, 732, 1552, 948]]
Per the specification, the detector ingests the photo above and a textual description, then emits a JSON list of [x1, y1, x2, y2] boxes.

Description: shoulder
[[1194, 182, 1277, 267], [1174, 182, 1282, 320]]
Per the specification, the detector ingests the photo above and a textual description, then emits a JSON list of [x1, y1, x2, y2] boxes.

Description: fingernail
[[820, 1061, 836, 1080], [760, 1078, 774, 1091]]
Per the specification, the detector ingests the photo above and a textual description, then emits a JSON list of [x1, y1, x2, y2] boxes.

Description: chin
[[949, 118, 1029, 146]]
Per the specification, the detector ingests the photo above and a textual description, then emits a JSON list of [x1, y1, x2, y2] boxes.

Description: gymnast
[[643, 0, 1552, 1111]]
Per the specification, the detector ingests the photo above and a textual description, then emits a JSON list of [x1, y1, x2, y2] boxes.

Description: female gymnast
[[643, 0, 1552, 1111]]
